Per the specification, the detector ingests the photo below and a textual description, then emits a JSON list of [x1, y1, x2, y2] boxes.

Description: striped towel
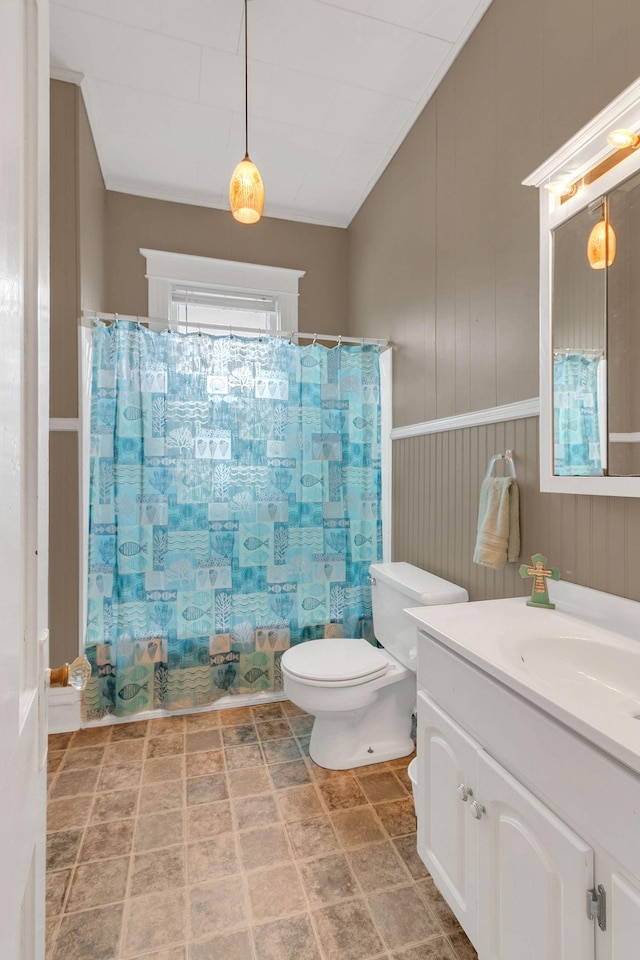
[[473, 477, 520, 569]]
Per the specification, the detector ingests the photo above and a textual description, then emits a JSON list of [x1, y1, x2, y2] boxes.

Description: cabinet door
[[610, 872, 640, 960], [416, 691, 479, 946], [477, 751, 594, 960]]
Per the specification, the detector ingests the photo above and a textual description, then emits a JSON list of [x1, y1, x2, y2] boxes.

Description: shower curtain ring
[[313, 333, 317, 346], [337, 335, 342, 348]]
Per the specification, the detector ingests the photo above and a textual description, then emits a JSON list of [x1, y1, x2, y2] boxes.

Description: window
[[141, 249, 305, 334]]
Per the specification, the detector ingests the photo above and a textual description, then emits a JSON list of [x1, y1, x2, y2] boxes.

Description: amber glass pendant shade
[[587, 217, 616, 269], [229, 155, 265, 224]]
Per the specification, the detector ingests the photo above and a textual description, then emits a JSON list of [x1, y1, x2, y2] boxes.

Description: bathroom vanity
[[406, 582, 640, 960]]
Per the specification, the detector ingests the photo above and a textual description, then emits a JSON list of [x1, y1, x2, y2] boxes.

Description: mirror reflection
[[552, 169, 640, 477]]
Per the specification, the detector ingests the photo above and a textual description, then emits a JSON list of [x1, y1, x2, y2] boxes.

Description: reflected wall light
[[229, 0, 265, 224], [587, 198, 616, 270]]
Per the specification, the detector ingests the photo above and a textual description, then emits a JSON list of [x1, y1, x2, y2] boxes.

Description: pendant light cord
[[244, 0, 249, 159]]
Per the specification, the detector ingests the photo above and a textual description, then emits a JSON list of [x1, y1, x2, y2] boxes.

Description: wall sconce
[[607, 128, 640, 150], [587, 198, 616, 270], [544, 180, 577, 199]]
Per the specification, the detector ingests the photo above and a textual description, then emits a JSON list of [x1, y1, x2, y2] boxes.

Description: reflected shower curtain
[[553, 352, 604, 476], [84, 322, 382, 719]]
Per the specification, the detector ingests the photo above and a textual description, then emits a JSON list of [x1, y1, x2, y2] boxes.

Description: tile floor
[[46, 700, 478, 960]]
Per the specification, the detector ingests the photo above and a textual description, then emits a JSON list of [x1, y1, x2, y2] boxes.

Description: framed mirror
[[525, 77, 640, 496]]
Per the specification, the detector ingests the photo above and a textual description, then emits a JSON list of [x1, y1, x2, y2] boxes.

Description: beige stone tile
[[286, 816, 340, 860], [281, 701, 308, 717], [347, 842, 412, 892], [131, 845, 186, 893], [47, 751, 66, 774], [185, 749, 225, 777], [186, 729, 222, 753], [111, 721, 148, 741], [318, 778, 367, 811], [330, 807, 385, 848], [393, 835, 429, 880], [246, 863, 306, 923], [46, 869, 70, 917], [298, 853, 359, 906], [238, 824, 291, 872], [97, 761, 143, 793], [190, 928, 253, 960], [70, 726, 113, 747], [219, 706, 254, 726], [228, 766, 271, 798], [66, 857, 129, 911], [222, 723, 258, 746], [146, 732, 185, 758], [53, 903, 123, 960], [311, 899, 384, 960], [134, 810, 184, 852], [391, 939, 457, 960], [61, 746, 105, 770], [255, 719, 292, 741], [47, 795, 93, 832], [262, 738, 303, 764], [189, 876, 247, 940], [288, 715, 314, 737], [252, 914, 321, 960], [124, 948, 186, 960], [186, 799, 232, 840], [90, 789, 139, 825], [275, 784, 323, 823], [139, 778, 184, 814], [186, 773, 229, 805], [79, 819, 135, 862], [358, 771, 408, 803], [102, 739, 146, 765], [148, 716, 185, 735], [446, 929, 477, 959], [251, 702, 285, 722], [185, 710, 220, 731], [268, 760, 312, 790], [367, 885, 440, 950], [46, 830, 83, 871], [50, 767, 100, 799], [416, 879, 464, 936], [225, 743, 265, 770], [374, 798, 417, 838], [45, 917, 61, 960], [142, 755, 184, 783], [305, 759, 350, 781], [395, 766, 413, 794], [387, 751, 415, 769], [48, 732, 73, 751], [186, 833, 238, 884], [121, 890, 186, 957], [296, 736, 311, 757], [233, 792, 279, 832]]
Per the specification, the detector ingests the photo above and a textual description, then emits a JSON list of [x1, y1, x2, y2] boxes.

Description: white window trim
[[141, 249, 305, 332]]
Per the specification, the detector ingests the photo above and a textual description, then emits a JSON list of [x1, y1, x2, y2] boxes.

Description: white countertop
[[405, 582, 640, 776]]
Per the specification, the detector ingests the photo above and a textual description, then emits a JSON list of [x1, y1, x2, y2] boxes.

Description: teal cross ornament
[[519, 553, 560, 609]]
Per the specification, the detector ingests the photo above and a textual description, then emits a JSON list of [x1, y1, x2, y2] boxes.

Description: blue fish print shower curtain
[[553, 352, 603, 476], [84, 322, 382, 718]]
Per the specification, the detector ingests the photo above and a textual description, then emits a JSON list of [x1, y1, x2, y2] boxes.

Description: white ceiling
[[50, 0, 493, 228]]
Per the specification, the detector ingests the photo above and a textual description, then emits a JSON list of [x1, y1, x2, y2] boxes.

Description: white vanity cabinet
[[414, 630, 640, 960]]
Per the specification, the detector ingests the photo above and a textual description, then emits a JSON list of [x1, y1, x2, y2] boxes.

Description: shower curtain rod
[[81, 312, 390, 347]]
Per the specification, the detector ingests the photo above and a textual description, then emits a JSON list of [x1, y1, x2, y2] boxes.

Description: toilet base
[[309, 727, 414, 770]]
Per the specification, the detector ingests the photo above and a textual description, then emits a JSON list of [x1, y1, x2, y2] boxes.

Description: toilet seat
[[282, 638, 390, 686]]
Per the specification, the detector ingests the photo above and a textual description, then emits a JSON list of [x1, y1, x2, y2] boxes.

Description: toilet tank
[[370, 562, 468, 671]]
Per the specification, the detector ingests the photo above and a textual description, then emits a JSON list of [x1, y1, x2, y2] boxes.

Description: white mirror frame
[[524, 76, 640, 496]]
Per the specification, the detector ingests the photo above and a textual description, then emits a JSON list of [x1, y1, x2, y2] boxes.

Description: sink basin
[[511, 634, 640, 717]]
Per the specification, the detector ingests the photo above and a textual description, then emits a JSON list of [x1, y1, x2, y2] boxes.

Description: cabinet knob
[[457, 783, 470, 802], [469, 800, 485, 820]]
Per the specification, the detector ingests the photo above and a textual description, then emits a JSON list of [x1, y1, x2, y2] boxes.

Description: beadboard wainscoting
[[392, 416, 640, 603]]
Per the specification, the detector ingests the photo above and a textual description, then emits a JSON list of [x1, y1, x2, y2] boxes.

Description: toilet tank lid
[[369, 562, 468, 605]]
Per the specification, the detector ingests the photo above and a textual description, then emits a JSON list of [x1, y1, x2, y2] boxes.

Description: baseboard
[[48, 686, 81, 734]]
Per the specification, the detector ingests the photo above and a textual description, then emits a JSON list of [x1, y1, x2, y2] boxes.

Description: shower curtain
[[553, 352, 604, 476], [83, 322, 382, 719]]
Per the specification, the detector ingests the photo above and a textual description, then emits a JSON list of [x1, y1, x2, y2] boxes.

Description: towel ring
[[486, 449, 516, 479]]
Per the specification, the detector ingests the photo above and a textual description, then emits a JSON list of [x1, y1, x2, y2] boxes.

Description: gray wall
[[347, 0, 640, 603], [105, 192, 347, 336]]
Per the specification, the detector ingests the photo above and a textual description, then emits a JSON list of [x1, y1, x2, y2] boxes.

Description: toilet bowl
[[281, 562, 468, 770]]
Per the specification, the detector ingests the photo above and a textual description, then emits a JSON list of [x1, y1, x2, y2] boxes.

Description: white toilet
[[281, 562, 468, 769]]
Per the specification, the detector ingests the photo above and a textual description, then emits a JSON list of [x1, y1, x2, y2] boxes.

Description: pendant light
[[587, 197, 616, 270], [229, 0, 264, 224]]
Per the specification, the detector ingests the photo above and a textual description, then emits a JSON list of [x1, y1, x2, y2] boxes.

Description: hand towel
[[473, 477, 520, 569]]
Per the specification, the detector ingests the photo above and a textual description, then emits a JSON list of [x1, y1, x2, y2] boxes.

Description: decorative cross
[[519, 553, 560, 609]]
